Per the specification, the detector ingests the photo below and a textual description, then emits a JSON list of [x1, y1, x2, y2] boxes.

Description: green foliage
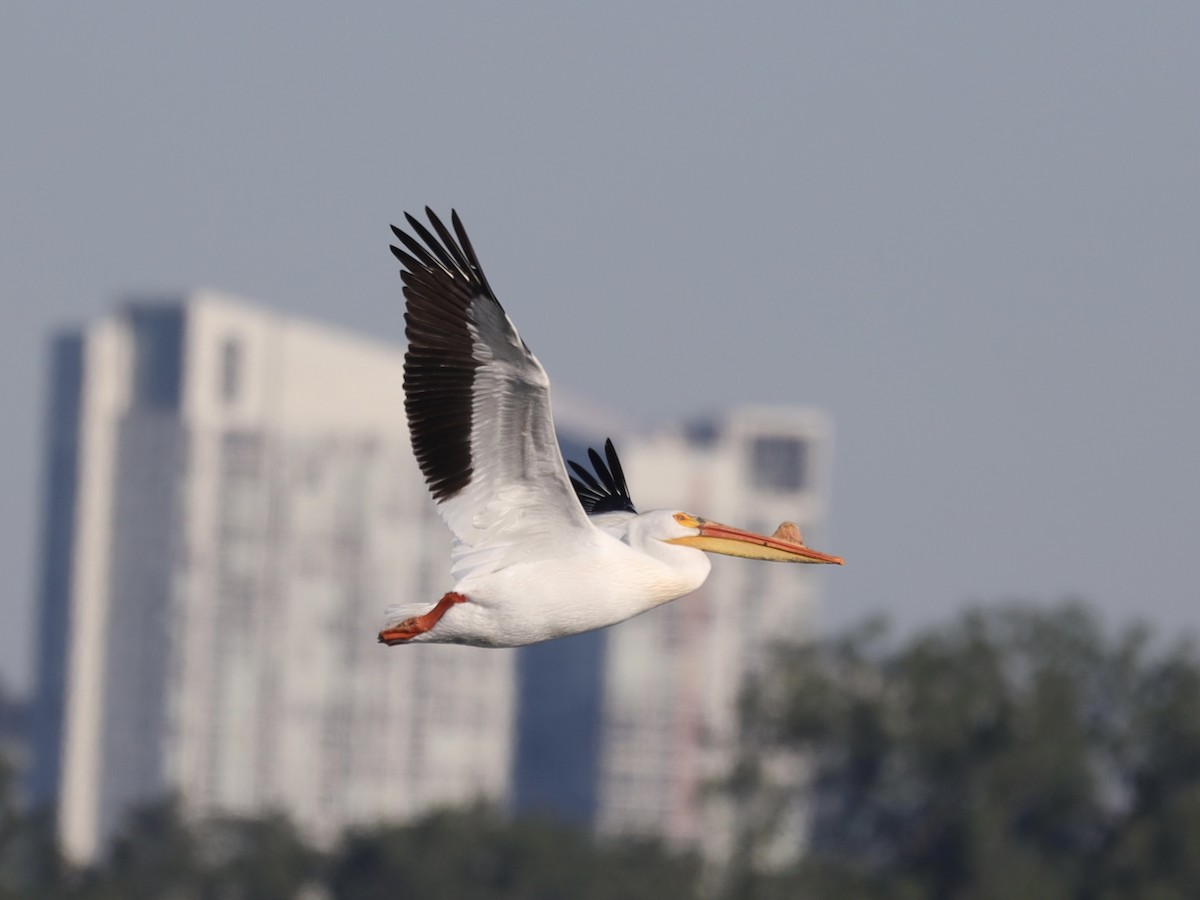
[[8, 601, 1200, 899], [37, 798, 315, 900], [0, 754, 71, 900], [327, 803, 701, 900], [0, 782, 698, 899], [0, 754, 21, 900], [728, 602, 1200, 900]]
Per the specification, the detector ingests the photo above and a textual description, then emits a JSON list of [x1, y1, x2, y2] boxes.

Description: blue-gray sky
[[3, 3, 1198, 692]]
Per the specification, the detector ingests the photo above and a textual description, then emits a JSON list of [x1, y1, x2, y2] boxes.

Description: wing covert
[[391, 209, 593, 575]]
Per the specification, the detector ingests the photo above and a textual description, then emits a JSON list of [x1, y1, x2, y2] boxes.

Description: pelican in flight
[[379, 209, 842, 648]]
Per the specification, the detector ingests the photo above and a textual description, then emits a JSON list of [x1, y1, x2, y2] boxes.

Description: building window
[[221, 430, 263, 479], [129, 305, 185, 410], [749, 436, 807, 492], [683, 419, 719, 448], [219, 338, 242, 405]]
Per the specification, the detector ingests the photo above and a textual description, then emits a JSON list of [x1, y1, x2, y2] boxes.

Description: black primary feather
[[391, 208, 498, 503], [569, 438, 637, 515]]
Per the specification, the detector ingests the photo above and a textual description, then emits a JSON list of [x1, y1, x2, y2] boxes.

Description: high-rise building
[[599, 409, 833, 858], [515, 409, 835, 861], [31, 291, 835, 865], [29, 292, 516, 862]]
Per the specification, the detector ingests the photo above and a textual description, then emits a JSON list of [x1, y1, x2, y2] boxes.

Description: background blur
[[4, 4, 1199, 690], [2, 3, 1199, 894]]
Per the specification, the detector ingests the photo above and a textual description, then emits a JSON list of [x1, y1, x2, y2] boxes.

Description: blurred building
[[602, 410, 833, 858], [31, 291, 835, 865], [28, 293, 515, 862], [515, 409, 835, 861]]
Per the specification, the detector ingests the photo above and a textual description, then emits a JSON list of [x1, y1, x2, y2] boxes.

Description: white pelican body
[[427, 513, 711, 647], [379, 209, 842, 648]]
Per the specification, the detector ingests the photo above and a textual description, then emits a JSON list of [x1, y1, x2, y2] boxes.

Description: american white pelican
[[379, 209, 842, 648]]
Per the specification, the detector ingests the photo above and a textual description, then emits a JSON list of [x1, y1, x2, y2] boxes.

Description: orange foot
[[378, 592, 467, 645]]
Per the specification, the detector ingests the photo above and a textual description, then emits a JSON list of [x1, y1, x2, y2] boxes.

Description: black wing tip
[[393, 207, 491, 506], [389, 208, 495, 300], [570, 438, 637, 515]]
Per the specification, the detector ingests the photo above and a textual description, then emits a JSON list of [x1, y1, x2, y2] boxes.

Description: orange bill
[[668, 517, 844, 565]]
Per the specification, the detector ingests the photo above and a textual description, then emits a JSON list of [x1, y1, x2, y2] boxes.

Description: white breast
[[433, 535, 712, 647]]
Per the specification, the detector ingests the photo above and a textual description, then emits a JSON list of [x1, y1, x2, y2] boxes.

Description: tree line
[[3, 601, 1200, 899]]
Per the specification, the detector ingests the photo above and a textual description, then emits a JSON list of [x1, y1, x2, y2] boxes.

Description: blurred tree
[[0, 752, 72, 900], [72, 797, 200, 899], [69, 800, 317, 900], [15, 795, 694, 900], [327, 803, 701, 900], [725, 603, 1200, 900], [0, 753, 21, 900], [193, 812, 319, 900], [13, 600, 1200, 899]]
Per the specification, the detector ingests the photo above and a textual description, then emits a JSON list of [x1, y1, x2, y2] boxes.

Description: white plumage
[[379, 209, 842, 648]]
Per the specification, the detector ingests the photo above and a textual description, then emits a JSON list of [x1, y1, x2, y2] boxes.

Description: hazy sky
[[2, 4, 1198, 692]]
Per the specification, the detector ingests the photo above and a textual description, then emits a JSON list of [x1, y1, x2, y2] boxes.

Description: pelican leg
[[377, 592, 467, 645]]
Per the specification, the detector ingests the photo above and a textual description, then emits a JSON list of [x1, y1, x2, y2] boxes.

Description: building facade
[[517, 409, 835, 861], [31, 291, 835, 864], [596, 409, 833, 858], [30, 293, 516, 862]]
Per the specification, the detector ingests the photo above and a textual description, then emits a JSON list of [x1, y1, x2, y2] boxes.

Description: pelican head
[[662, 512, 844, 565]]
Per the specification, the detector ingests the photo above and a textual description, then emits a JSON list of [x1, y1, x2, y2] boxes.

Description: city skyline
[[3, 4, 1198, 700], [31, 293, 518, 861], [28, 292, 837, 862]]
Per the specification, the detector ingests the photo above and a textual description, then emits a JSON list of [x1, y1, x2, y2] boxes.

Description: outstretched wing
[[391, 208, 593, 579], [568, 438, 638, 515]]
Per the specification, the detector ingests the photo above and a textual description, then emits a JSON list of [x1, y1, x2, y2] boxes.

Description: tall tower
[[31, 290, 837, 863], [593, 408, 834, 858], [512, 409, 834, 859], [29, 292, 516, 862]]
